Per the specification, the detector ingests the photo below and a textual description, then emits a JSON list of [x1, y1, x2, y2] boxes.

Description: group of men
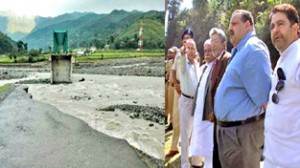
[[165, 3, 300, 168]]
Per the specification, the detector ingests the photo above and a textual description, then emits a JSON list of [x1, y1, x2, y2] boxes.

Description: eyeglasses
[[186, 47, 195, 52], [272, 68, 286, 104]]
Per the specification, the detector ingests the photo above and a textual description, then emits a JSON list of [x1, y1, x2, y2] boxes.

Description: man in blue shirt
[[214, 9, 272, 168]]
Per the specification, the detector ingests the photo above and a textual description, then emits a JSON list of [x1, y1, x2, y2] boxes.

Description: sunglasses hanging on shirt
[[271, 68, 286, 104]]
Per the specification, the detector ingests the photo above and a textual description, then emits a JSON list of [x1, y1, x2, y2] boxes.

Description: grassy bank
[[0, 83, 13, 92], [76, 49, 164, 63], [0, 49, 164, 63], [0, 83, 16, 102], [0, 54, 48, 64]]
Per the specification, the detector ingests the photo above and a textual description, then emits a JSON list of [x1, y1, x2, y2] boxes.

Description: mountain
[[21, 10, 164, 50], [22, 12, 106, 50], [0, 16, 8, 34], [32, 12, 90, 31], [0, 11, 36, 40], [0, 31, 17, 54], [0, 11, 93, 41], [114, 19, 164, 49]]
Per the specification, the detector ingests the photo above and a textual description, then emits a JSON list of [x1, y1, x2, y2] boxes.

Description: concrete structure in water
[[51, 30, 72, 84]]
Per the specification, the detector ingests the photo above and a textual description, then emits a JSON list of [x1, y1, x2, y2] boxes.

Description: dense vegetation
[[166, 0, 300, 69], [76, 49, 164, 63], [0, 10, 164, 63], [21, 10, 164, 50], [0, 31, 16, 54]]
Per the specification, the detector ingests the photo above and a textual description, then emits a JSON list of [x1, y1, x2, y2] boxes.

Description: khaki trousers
[[167, 83, 174, 123], [170, 88, 180, 151], [165, 83, 169, 117]]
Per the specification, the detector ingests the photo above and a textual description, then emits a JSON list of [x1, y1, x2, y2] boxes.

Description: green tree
[[219, 0, 298, 68], [166, 0, 183, 54], [110, 36, 115, 44], [24, 43, 28, 51], [17, 40, 24, 52], [48, 46, 52, 53]]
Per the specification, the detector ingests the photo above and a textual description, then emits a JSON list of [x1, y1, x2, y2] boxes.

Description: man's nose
[[272, 24, 279, 34]]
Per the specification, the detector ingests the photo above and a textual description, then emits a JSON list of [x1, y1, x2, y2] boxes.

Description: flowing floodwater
[[0, 58, 164, 166], [1, 72, 164, 160]]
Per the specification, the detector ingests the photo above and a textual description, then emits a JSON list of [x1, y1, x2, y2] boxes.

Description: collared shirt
[[166, 59, 174, 83], [216, 50, 225, 60], [179, 54, 200, 97], [214, 30, 272, 121], [264, 39, 300, 167]]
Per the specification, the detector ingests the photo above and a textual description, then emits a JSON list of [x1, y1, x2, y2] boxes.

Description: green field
[[76, 49, 164, 63], [0, 49, 164, 64], [0, 54, 49, 64]]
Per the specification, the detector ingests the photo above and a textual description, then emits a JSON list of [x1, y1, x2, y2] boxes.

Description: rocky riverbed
[[0, 57, 164, 80]]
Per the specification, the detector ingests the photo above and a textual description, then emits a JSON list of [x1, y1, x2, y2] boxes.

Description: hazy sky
[[0, 0, 164, 17], [180, 0, 193, 10]]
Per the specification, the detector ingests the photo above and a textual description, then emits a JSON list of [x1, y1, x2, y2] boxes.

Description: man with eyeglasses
[[208, 28, 231, 168], [264, 4, 300, 168], [214, 10, 272, 168], [177, 38, 203, 168], [190, 39, 216, 168], [165, 28, 195, 160]]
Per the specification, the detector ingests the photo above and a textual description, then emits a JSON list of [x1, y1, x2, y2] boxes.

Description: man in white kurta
[[264, 4, 300, 168], [190, 39, 216, 168]]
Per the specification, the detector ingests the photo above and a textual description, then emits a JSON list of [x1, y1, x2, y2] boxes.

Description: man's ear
[[223, 41, 227, 49], [292, 23, 299, 36], [244, 20, 251, 30]]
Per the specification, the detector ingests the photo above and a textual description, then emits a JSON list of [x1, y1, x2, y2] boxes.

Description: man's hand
[[208, 112, 215, 123], [180, 45, 186, 56], [175, 83, 181, 95], [263, 103, 267, 111]]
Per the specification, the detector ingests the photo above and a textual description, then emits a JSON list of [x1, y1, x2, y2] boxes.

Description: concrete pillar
[[51, 54, 72, 84]]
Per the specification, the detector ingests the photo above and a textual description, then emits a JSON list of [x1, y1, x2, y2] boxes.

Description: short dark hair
[[181, 28, 194, 40], [269, 4, 299, 26], [234, 10, 254, 26]]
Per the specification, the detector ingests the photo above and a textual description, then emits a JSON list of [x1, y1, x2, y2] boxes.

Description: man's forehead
[[185, 41, 195, 47], [183, 34, 192, 39], [211, 34, 221, 39], [230, 12, 242, 22], [271, 12, 288, 23], [204, 44, 211, 49]]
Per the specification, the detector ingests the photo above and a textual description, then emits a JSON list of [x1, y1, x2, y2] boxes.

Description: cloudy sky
[[0, 0, 164, 17]]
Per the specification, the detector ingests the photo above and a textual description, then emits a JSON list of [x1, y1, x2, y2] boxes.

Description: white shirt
[[190, 61, 215, 156], [264, 38, 300, 167], [179, 54, 200, 97]]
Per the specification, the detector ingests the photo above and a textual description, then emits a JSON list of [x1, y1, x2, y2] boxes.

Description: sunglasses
[[272, 68, 286, 104]]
